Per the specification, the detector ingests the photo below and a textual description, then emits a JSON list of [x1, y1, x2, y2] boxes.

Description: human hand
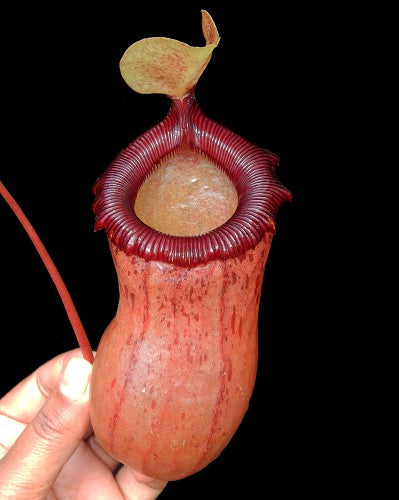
[[0, 349, 167, 499]]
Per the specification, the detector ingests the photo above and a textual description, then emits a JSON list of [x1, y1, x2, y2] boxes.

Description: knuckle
[[32, 405, 68, 444]]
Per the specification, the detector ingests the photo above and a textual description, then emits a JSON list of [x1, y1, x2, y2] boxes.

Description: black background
[[1, 1, 337, 497]]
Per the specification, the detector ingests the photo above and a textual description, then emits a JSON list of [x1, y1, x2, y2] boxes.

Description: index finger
[[0, 349, 85, 424]]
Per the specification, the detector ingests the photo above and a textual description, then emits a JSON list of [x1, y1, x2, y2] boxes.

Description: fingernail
[[60, 357, 92, 401]]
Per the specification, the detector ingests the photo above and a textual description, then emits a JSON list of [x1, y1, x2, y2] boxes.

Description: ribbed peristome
[[92, 90, 291, 266]]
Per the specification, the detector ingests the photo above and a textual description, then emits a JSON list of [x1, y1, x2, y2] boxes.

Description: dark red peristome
[[92, 89, 291, 267]]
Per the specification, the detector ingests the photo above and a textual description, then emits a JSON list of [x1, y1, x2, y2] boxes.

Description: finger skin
[[0, 357, 91, 499], [116, 466, 167, 500], [86, 433, 120, 471], [0, 350, 86, 460], [0, 349, 85, 424]]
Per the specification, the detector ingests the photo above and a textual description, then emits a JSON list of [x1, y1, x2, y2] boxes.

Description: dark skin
[[0, 349, 167, 499]]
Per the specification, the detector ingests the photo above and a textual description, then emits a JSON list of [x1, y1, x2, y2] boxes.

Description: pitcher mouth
[[92, 90, 292, 267]]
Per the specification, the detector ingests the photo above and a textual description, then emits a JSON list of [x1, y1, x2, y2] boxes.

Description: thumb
[[0, 357, 92, 499]]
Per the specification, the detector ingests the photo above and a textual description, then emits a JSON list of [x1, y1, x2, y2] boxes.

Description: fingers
[[116, 466, 167, 500], [0, 349, 86, 461], [49, 441, 122, 498], [86, 433, 120, 471], [0, 349, 84, 424], [0, 357, 92, 499]]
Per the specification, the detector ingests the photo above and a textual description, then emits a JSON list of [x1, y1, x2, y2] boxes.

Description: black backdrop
[[0, 1, 330, 497]]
